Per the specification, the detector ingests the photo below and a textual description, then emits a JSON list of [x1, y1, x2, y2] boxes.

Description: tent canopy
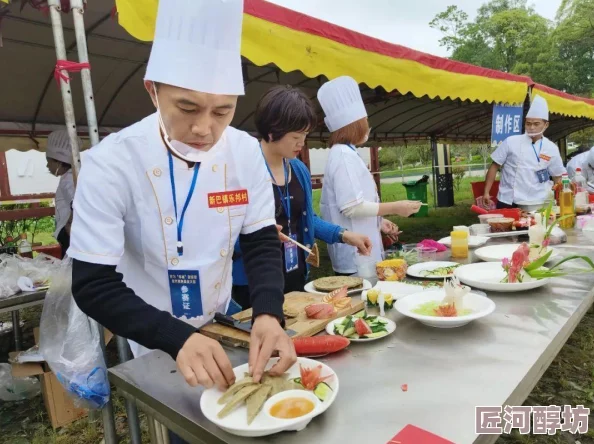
[[0, 0, 593, 149]]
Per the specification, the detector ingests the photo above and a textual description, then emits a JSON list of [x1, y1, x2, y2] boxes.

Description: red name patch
[[539, 154, 551, 161], [208, 190, 249, 208]]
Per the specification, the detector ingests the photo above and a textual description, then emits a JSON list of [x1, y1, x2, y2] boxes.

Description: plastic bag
[[548, 227, 567, 245], [0, 254, 21, 299], [0, 363, 41, 401], [39, 257, 110, 409]]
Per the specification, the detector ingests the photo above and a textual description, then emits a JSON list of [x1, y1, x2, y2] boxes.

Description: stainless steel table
[[108, 230, 594, 444], [0, 289, 46, 350]]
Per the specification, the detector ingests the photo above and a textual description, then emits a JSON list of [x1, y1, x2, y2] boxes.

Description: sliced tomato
[[354, 318, 372, 336]]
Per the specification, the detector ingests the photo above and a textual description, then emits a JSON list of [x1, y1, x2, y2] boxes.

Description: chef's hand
[[342, 231, 372, 255], [176, 333, 236, 390], [482, 194, 492, 208], [249, 314, 297, 383], [381, 218, 399, 236], [390, 200, 422, 217]]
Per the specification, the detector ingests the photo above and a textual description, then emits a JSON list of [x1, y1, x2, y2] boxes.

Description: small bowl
[[469, 224, 490, 236], [488, 217, 514, 233], [264, 390, 320, 431], [479, 214, 503, 224], [417, 246, 437, 262]]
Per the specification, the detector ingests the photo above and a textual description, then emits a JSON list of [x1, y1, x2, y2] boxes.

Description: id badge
[[168, 270, 203, 318], [284, 233, 299, 273], [535, 169, 550, 184]]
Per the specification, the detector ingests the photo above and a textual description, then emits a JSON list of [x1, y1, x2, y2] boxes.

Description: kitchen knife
[[214, 312, 298, 337]]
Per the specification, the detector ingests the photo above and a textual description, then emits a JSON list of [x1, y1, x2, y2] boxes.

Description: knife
[[213, 312, 298, 337]]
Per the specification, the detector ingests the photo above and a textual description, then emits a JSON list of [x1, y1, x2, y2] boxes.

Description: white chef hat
[[317, 76, 367, 132], [526, 95, 549, 120], [145, 0, 245, 95], [46, 129, 81, 165]]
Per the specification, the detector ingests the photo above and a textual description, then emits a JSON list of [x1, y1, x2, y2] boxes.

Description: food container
[[417, 246, 437, 262], [470, 224, 490, 236], [450, 231, 469, 259], [479, 213, 503, 224], [516, 201, 543, 212], [376, 259, 408, 281], [488, 217, 514, 233]]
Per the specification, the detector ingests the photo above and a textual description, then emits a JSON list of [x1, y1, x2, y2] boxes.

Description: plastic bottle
[[450, 230, 468, 258], [17, 234, 33, 259], [559, 175, 576, 229], [572, 168, 588, 207]]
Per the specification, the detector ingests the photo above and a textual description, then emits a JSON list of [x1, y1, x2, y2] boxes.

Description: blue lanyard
[[347, 144, 357, 153], [531, 139, 543, 163], [167, 151, 199, 256], [260, 147, 291, 228]]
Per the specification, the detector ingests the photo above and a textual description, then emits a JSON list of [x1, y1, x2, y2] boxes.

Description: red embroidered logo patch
[[539, 154, 551, 161], [208, 190, 249, 208]]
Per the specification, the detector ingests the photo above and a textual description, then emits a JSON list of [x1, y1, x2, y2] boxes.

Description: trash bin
[[403, 176, 429, 217]]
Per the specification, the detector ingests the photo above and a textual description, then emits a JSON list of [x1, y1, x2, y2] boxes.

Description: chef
[[575, 146, 594, 192], [68, 0, 295, 401], [317, 76, 421, 276], [483, 95, 566, 209], [567, 150, 589, 178], [45, 129, 80, 258]]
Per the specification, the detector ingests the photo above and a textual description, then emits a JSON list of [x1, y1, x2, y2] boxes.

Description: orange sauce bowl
[[264, 390, 320, 424]]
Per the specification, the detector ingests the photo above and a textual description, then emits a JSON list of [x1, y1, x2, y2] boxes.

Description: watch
[[339, 228, 347, 243]]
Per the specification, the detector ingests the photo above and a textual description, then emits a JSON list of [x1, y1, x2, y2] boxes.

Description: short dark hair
[[254, 85, 317, 142]]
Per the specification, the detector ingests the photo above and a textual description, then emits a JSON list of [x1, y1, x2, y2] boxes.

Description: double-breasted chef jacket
[[68, 113, 276, 357]]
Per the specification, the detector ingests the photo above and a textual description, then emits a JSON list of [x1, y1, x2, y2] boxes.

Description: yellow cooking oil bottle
[[450, 230, 469, 258], [559, 175, 575, 229]]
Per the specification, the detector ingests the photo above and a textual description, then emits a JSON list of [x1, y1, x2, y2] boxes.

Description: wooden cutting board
[[199, 291, 365, 348]]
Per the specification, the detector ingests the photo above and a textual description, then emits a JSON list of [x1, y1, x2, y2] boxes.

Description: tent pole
[[71, 0, 99, 147], [47, 2, 117, 443]]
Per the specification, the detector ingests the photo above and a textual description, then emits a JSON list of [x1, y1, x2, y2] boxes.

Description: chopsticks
[[278, 232, 313, 254]]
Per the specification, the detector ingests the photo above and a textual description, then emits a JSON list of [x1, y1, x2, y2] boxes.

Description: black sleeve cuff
[[155, 317, 198, 361]]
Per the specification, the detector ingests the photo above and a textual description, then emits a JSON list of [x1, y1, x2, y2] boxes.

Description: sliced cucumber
[[313, 382, 333, 402], [292, 377, 302, 385], [334, 324, 346, 335], [371, 325, 388, 333], [343, 327, 356, 337], [353, 310, 366, 319], [365, 315, 377, 322], [347, 334, 360, 339], [363, 331, 388, 339], [377, 319, 388, 325]]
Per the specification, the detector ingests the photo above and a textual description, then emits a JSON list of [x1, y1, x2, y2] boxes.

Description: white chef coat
[[53, 170, 75, 238], [320, 144, 383, 274], [68, 113, 276, 358], [491, 134, 566, 206], [567, 152, 589, 178]]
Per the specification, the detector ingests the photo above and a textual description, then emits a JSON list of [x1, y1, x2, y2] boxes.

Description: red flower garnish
[[299, 364, 332, 390]]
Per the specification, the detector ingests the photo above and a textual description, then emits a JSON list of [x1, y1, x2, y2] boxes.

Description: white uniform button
[[215, 282, 221, 290], [153, 168, 162, 177], [220, 249, 227, 257], [304, 227, 309, 232], [171, 257, 179, 266], [164, 216, 174, 225], [212, 164, 218, 172], [217, 207, 225, 213]]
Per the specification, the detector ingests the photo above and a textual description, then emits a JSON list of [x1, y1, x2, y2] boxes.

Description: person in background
[[483, 95, 566, 209], [231, 85, 373, 309], [45, 129, 80, 258], [573, 146, 594, 192], [567, 149, 589, 178], [316, 76, 422, 276]]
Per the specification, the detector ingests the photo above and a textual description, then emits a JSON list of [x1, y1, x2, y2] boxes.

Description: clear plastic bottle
[[17, 233, 33, 259], [572, 168, 588, 207], [559, 176, 576, 229]]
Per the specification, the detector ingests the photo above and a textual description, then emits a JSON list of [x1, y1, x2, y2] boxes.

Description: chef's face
[[46, 158, 64, 176], [145, 81, 238, 151], [525, 118, 549, 134], [270, 130, 308, 159]]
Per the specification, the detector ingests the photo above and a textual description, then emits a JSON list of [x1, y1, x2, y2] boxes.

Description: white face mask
[[153, 85, 215, 163], [526, 129, 545, 138]]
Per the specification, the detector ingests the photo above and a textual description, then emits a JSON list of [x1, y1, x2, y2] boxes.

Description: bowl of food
[[376, 258, 408, 281], [478, 213, 503, 224], [488, 217, 514, 233]]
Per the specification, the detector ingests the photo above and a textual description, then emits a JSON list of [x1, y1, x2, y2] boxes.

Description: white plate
[[438, 236, 490, 248], [394, 289, 496, 328], [406, 261, 461, 280], [474, 244, 560, 263], [304, 279, 372, 295], [325, 315, 396, 342], [454, 262, 550, 292], [200, 357, 338, 437], [361, 281, 437, 302]]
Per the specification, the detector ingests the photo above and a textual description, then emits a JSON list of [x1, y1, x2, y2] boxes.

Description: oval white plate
[[406, 261, 461, 280], [438, 236, 490, 248], [304, 279, 372, 295], [394, 289, 496, 328], [200, 357, 338, 438], [325, 315, 396, 342], [474, 244, 559, 263], [454, 262, 550, 292]]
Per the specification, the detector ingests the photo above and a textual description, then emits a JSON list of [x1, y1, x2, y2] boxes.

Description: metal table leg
[[11, 310, 21, 351], [117, 336, 142, 444]]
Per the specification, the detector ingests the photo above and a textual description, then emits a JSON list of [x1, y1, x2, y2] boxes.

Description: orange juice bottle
[[450, 231, 468, 258]]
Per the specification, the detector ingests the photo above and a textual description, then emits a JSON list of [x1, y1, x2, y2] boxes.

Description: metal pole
[[47, 2, 117, 442], [117, 336, 143, 444], [11, 310, 21, 351], [47, 0, 81, 181], [70, 0, 100, 147]]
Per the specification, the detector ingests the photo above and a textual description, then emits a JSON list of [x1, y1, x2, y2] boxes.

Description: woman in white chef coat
[[68, 0, 295, 418], [45, 129, 80, 258], [483, 95, 566, 209], [317, 76, 422, 275]]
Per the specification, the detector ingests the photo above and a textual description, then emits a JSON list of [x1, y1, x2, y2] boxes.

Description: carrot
[[292, 336, 350, 355]]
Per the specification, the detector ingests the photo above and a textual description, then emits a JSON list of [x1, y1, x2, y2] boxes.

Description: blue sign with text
[[491, 104, 524, 147]]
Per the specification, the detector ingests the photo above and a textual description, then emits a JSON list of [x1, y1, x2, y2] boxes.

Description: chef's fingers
[[203, 354, 229, 391], [192, 363, 214, 389], [212, 344, 236, 387], [248, 335, 261, 381], [253, 335, 276, 381], [268, 336, 297, 376], [178, 361, 199, 387]]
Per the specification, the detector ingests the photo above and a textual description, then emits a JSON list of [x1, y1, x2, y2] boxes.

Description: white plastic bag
[[0, 363, 41, 401], [39, 257, 110, 409]]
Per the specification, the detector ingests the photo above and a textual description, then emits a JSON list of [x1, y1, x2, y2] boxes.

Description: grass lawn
[[1, 177, 593, 443]]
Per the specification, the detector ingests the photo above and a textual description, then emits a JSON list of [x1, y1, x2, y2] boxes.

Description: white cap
[[46, 129, 81, 165], [526, 95, 549, 120], [145, 0, 245, 95], [317, 76, 367, 132]]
